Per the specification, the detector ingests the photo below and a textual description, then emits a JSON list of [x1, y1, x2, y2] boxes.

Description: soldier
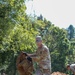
[[29, 36, 51, 75], [66, 64, 75, 75]]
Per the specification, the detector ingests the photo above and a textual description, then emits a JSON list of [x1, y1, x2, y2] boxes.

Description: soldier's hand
[[27, 56, 32, 62]]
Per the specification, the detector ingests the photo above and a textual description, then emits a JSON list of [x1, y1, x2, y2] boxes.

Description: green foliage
[[37, 21, 70, 72], [68, 25, 75, 40], [0, 0, 74, 74], [0, 0, 38, 74], [66, 25, 75, 67]]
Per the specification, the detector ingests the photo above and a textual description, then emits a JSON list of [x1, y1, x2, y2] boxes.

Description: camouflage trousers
[[35, 68, 51, 75]]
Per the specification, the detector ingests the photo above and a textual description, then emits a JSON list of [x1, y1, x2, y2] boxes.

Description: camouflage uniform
[[70, 64, 75, 74], [31, 44, 51, 75]]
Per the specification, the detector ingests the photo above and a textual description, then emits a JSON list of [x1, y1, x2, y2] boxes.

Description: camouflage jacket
[[31, 44, 51, 70], [70, 64, 75, 73]]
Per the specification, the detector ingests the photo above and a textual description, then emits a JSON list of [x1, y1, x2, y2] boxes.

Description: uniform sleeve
[[28, 52, 40, 62], [32, 47, 48, 62], [70, 65, 75, 73], [28, 53, 37, 57]]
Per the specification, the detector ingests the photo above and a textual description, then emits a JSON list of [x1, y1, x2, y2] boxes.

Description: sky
[[26, 0, 75, 28]]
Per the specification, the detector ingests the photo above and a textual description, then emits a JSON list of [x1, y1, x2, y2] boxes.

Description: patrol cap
[[36, 36, 42, 42]]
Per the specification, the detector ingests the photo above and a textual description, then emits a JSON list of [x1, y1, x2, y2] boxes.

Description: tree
[[0, 0, 71, 74], [36, 18, 70, 72], [37, 14, 43, 20], [44, 27, 70, 72], [68, 25, 74, 40], [0, 0, 38, 75]]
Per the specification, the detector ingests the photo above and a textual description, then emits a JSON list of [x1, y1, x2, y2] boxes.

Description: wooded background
[[0, 0, 75, 75]]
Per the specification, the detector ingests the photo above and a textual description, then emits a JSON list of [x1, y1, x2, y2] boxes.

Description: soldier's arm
[[28, 53, 37, 57], [32, 56, 40, 62], [32, 48, 48, 62], [27, 52, 40, 62], [28, 53, 40, 62]]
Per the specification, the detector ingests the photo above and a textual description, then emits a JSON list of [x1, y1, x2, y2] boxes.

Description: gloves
[[27, 56, 32, 62]]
